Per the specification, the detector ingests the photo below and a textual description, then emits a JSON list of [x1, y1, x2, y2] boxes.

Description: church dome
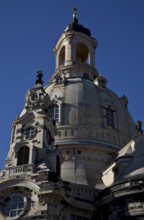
[[45, 72, 136, 187], [17, 10, 137, 188], [45, 75, 136, 150], [44, 11, 136, 187]]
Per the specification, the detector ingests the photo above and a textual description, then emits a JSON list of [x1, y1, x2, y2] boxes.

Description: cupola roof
[[64, 8, 91, 36]]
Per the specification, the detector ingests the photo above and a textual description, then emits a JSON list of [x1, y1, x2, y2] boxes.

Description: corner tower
[[45, 9, 136, 188]]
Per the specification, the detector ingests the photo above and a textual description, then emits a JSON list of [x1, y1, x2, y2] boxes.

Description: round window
[[2, 193, 26, 219], [31, 94, 38, 102]]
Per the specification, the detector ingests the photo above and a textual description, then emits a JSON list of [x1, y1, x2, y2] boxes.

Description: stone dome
[[45, 71, 136, 188], [19, 19, 137, 187], [45, 75, 136, 150], [43, 17, 137, 187]]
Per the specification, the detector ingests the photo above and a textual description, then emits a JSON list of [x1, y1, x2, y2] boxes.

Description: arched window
[[59, 46, 65, 65], [76, 43, 89, 64], [105, 106, 115, 128], [106, 108, 114, 127], [17, 146, 29, 166], [48, 104, 59, 122]]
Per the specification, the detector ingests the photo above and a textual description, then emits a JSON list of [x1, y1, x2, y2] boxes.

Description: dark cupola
[[65, 8, 91, 36]]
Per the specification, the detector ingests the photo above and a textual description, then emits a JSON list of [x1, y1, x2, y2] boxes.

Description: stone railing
[[55, 125, 129, 149], [65, 182, 97, 201], [57, 61, 97, 73], [5, 164, 34, 178]]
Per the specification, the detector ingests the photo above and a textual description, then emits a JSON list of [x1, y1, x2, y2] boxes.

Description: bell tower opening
[[59, 46, 65, 66], [76, 43, 89, 64]]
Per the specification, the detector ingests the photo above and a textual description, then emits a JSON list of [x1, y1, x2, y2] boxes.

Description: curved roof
[[45, 76, 136, 150], [65, 21, 91, 36], [64, 8, 91, 37]]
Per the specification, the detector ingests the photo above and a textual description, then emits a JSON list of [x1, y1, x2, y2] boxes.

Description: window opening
[[48, 104, 59, 122], [23, 127, 36, 139], [76, 43, 89, 64], [17, 146, 29, 166], [59, 46, 65, 65], [105, 106, 115, 128], [2, 193, 25, 218]]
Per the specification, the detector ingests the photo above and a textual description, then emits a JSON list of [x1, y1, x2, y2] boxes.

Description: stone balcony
[[4, 164, 34, 179]]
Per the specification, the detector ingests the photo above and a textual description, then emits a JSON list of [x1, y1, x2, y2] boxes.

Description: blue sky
[[0, 0, 144, 170]]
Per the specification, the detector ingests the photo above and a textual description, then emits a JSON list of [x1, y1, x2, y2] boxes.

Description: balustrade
[[5, 164, 33, 177]]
